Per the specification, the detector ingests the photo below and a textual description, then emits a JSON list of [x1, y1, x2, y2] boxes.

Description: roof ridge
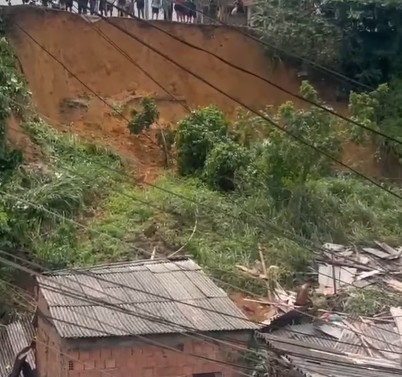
[[44, 256, 192, 276], [46, 296, 228, 308]]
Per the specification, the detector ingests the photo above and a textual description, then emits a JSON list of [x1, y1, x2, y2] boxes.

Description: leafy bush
[[203, 141, 250, 191], [128, 97, 159, 135], [252, 0, 402, 87], [175, 106, 229, 176], [349, 80, 402, 163], [252, 0, 342, 68], [247, 82, 343, 201]]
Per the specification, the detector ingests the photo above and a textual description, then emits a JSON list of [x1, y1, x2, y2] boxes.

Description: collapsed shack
[[255, 307, 402, 377], [243, 242, 402, 376], [318, 242, 402, 295]]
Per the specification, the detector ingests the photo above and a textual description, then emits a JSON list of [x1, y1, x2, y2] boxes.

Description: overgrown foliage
[[128, 97, 159, 135], [203, 141, 249, 191], [1, 19, 401, 323], [252, 0, 342, 68], [0, 36, 27, 182], [175, 106, 229, 176], [349, 79, 402, 163], [253, 0, 402, 87]]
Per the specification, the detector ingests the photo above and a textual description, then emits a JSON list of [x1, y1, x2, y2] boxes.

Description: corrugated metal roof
[[37, 258, 255, 338], [0, 318, 35, 377], [260, 333, 402, 377], [266, 320, 402, 361]]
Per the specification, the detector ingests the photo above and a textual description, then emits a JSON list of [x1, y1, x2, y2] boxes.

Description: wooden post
[[331, 255, 337, 295]]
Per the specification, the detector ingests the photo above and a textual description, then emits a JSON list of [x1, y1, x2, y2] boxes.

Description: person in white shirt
[[151, 0, 162, 19]]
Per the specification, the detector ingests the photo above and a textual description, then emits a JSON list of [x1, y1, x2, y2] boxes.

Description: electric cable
[[1, 245, 401, 351], [102, 2, 398, 145], [4, 13, 402, 340], [13, 18, 402, 204], [72, 3, 192, 113], [3, 115, 401, 340]]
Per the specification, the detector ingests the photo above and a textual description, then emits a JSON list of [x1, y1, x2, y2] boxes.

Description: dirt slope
[[5, 6, 381, 179]]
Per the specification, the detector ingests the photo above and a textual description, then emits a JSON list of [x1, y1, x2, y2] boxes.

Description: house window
[[68, 361, 74, 371], [177, 343, 184, 351], [193, 373, 222, 377]]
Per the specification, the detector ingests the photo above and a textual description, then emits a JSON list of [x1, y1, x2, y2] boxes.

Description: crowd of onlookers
[[15, 0, 198, 22], [14, 0, 244, 23]]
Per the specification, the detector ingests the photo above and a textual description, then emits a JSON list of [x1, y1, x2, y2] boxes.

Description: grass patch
[[77, 175, 311, 292], [342, 287, 402, 316], [2, 117, 127, 269]]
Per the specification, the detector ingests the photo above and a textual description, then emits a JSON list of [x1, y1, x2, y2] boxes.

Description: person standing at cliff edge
[[174, 0, 185, 21], [163, 0, 173, 20], [136, 0, 145, 18], [151, 0, 162, 19]]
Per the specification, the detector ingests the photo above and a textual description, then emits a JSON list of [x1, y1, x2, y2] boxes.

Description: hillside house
[[35, 258, 256, 377]]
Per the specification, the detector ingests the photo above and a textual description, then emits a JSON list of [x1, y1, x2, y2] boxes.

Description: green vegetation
[[128, 97, 159, 135], [343, 287, 402, 317], [253, 0, 402, 87], [1, 22, 401, 322], [0, 32, 129, 320]]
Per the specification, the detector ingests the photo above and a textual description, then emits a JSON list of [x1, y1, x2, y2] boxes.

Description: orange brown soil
[[4, 6, 387, 180], [0, 8, 335, 176], [230, 292, 276, 322]]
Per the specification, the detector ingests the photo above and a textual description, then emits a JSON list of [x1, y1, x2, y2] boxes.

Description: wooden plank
[[362, 247, 390, 259], [390, 308, 402, 343], [374, 241, 401, 259]]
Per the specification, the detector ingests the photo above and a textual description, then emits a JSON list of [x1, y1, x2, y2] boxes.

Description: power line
[[4, 108, 401, 331], [103, 3, 398, 145], [26, 279, 402, 374], [7, 10, 402, 340], [1, 245, 401, 352], [13, 19, 402, 209], [1, 260, 401, 374]]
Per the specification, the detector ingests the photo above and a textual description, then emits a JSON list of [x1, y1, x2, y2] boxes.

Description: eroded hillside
[[5, 6, 381, 180]]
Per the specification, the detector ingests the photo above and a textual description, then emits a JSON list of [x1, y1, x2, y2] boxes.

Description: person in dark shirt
[[174, 0, 185, 21], [99, 0, 107, 15], [65, 0, 73, 11], [186, 0, 196, 22], [78, 0, 88, 13], [106, 0, 114, 15], [89, 0, 97, 15], [163, 0, 173, 20], [136, 0, 145, 18], [117, 0, 126, 16]]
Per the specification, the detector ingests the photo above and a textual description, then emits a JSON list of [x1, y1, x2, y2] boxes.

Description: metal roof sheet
[[38, 258, 255, 338], [261, 333, 402, 377], [0, 318, 35, 377], [266, 320, 402, 360]]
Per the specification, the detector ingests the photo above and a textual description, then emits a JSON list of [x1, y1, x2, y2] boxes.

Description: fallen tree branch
[[168, 207, 198, 258]]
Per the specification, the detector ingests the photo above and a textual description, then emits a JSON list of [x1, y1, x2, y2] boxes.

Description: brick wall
[[36, 290, 66, 377], [36, 289, 250, 377], [64, 339, 245, 377]]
